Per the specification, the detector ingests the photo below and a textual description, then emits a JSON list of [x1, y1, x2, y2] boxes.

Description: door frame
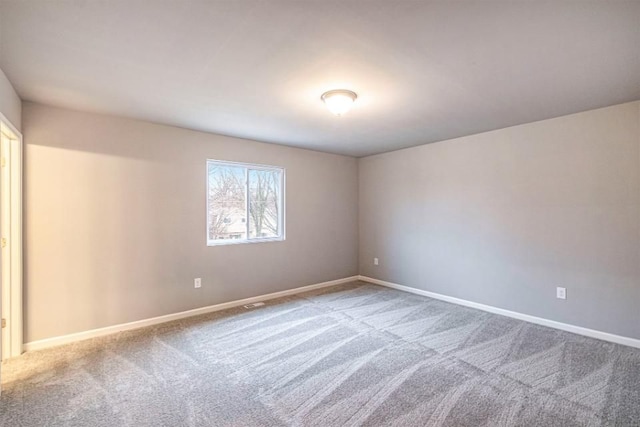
[[0, 112, 23, 360]]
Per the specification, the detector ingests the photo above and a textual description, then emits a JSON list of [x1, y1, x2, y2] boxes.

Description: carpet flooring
[[1, 281, 640, 426]]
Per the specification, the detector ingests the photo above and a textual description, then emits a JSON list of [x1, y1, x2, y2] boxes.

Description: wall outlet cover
[[557, 287, 566, 300]]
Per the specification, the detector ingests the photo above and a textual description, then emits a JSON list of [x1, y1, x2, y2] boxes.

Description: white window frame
[[206, 159, 285, 246]]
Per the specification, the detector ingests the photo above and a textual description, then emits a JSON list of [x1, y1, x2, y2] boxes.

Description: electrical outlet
[[556, 287, 566, 300], [194, 278, 202, 288], [374, 257, 379, 266]]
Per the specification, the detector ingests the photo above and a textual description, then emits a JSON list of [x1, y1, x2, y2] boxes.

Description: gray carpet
[[1, 281, 639, 426]]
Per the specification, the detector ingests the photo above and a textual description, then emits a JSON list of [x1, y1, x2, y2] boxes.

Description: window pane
[[248, 169, 281, 239], [208, 164, 247, 241]]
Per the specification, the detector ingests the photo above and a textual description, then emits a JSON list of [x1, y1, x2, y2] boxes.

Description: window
[[207, 160, 284, 245]]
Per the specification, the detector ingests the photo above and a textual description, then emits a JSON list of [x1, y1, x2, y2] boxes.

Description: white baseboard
[[358, 275, 640, 349], [23, 276, 359, 353], [25, 274, 639, 353]]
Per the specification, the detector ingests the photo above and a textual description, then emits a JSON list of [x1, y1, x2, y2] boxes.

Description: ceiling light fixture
[[321, 89, 357, 116]]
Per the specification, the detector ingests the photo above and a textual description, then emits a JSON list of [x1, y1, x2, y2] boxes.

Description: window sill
[[207, 236, 285, 247]]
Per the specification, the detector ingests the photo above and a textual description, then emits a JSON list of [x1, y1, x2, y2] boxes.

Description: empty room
[[0, 1, 639, 426]]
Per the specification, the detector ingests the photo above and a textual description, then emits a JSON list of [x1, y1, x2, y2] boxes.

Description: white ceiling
[[1, 1, 639, 157]]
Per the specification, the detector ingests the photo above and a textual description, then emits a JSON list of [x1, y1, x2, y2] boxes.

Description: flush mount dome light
[[321, 89, 357, 116]]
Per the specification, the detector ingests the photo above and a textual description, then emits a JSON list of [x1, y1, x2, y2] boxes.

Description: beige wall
[[24, 103, 359, 342], [24, 99, 640, 343], [0, 67, 21, 131], [359, 101, 640, 339]]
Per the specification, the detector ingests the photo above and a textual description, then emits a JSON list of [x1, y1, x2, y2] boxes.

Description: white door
[[1, 128, 10, 362], [0, 118, 23, 382]]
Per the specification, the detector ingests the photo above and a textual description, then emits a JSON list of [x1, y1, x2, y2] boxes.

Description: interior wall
[[0, 66, 21, 131], [359, 101, 640, 340], [23, 102, 359, 342]]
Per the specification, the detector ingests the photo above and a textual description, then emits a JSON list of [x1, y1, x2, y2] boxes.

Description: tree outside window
[[207, 160, 284, 245]]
